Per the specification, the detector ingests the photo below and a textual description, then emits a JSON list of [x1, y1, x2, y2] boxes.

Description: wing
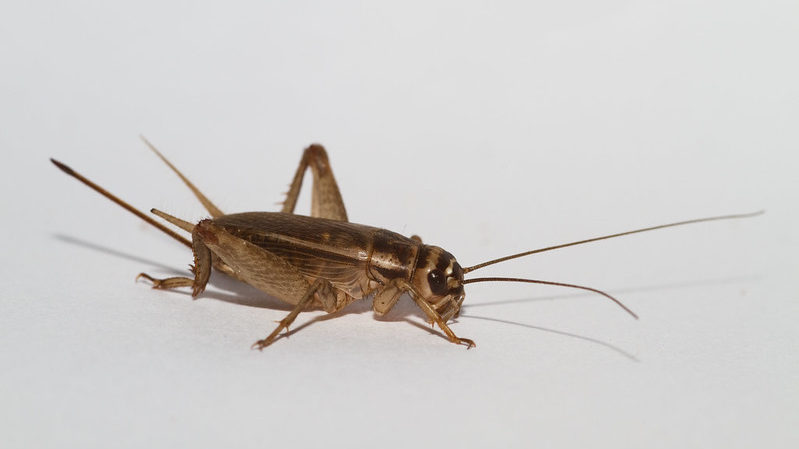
[[212, 212, 391, 297]]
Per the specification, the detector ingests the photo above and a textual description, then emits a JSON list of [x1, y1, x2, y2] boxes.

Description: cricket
[[51, 140, 761, 349]]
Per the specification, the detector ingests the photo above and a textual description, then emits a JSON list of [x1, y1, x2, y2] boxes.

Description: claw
[[136, 273, 161, 288], [457, 338, 476, 349], [191, 285, 205, 298]]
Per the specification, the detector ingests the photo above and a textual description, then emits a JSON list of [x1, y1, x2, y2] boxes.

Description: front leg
[[372, 278, 406, 316], [413, 296, 475, 348], [251, 278, 332, 350], [376, 280, 476, 348], [281, 144, 348, 221], [412, 296, 476, 348]]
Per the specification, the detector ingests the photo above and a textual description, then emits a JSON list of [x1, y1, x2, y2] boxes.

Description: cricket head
[[412, 246, 466, 322]]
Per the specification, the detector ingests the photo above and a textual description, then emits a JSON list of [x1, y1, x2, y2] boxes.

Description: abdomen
[[212, 212, 419, 299]]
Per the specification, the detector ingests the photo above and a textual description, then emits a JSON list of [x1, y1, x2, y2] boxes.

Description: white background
[[1, 1, 796, 448]]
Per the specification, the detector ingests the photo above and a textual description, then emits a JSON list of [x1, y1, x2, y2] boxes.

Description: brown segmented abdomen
[[212, 212, 420, 299]]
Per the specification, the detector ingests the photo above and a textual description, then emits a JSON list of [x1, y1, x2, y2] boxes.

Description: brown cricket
[[51, 140, 761, 349]]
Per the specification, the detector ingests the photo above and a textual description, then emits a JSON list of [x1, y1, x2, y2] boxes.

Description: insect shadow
[[54, 232, 429, 319], [460, 274, 759, 361], [51, 232, 757, 358], [467, 274, 761, 308], [53, 233, 291, 310], [460, 314, 640, 362], [55, 231, 633, 354]]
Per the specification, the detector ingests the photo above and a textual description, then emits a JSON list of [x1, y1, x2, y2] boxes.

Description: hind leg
[[281, 144, 348, 221], [136, 227, 213, 298]]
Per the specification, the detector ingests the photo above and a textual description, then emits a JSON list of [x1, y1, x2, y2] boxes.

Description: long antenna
[[463, 276, 638, 319], [462, 211, 763, 274], [50, 158, 192, 248]]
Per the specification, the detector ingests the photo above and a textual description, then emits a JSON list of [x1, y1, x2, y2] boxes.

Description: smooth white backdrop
[[1, 1, 796, 448]]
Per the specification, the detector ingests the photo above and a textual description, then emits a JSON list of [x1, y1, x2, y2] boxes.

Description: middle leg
[[194, 220, 345, 348], [250, 278, 334, 350]]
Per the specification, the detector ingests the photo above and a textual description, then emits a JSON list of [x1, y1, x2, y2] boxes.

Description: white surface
[[1, 1, 796, 448]]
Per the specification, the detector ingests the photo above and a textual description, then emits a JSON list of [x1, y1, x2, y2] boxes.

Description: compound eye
[[427, 269, 447, 295]]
